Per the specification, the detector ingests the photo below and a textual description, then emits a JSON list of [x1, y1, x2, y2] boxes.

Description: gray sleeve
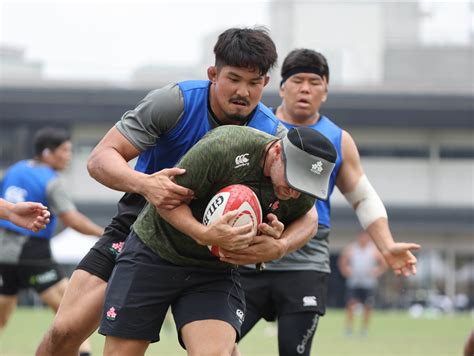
[[115, 83, 185, 151], [46, 178, 76, 215]]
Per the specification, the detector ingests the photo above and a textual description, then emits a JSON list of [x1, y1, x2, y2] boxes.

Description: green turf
[[0, 307, 472, 355]]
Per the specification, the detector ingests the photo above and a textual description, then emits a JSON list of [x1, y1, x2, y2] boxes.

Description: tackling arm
[[87, 127, 193, 209], [87, 127, 144, 193]]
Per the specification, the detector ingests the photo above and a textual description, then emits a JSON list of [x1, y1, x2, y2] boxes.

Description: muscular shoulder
[[115, 83, 185, 151], [141, 83, 184, 132]]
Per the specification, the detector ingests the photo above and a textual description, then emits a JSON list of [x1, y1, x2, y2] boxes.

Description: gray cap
[[281, 127, 337, 200]]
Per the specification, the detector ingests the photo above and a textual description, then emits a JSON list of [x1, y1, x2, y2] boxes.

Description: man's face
[[269, 144, 301, 201], [48, 141, 72, 171], [208, 65, 269, 124], [279, 72, 328, 121]]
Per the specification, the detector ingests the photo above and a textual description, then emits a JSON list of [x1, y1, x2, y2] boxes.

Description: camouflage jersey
[[133, 125, 316, 269]]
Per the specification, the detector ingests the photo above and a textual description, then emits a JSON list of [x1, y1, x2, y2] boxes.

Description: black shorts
[[75, 192, 146, 281], [98, 232, 245, 348], [346, 286, 375, 306], [240, 269, 328, 321], [0, 237, 64, 295]]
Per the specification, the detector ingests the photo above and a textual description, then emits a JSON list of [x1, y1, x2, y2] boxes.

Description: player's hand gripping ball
[[203, 184, 262, 257]]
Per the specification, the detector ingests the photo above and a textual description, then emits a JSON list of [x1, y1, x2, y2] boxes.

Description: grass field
[[0, 307, 472, 355]]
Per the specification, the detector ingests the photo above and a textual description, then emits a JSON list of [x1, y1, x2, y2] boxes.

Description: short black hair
[[33, 127, 71, 156], [214, 27, 278, 76], [281, 48, 330, 84]]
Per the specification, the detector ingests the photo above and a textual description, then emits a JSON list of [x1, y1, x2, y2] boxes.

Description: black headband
[[280, 66, 326, 87]]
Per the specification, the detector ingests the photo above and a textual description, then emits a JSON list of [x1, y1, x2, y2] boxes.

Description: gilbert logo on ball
[[203, 184, 262, 257]]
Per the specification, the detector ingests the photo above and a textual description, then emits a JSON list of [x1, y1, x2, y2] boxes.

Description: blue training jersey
[[134, 80, 280, 174], [0, 160, 58, 239]]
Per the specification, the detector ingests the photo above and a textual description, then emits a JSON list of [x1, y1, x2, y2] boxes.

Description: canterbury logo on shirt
[[234, 153, 250, 168]]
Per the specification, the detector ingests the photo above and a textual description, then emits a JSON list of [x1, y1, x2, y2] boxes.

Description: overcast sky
[[0, 0, 270, 80], [1, 0, 472, 82]]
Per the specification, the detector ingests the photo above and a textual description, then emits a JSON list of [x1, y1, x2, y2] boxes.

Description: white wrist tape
[[343, 175, 387, 229]]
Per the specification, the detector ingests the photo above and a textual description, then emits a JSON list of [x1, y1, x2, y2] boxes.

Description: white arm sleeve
[[343, 175, 387, 229]]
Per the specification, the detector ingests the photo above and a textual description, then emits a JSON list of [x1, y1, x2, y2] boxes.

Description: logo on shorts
[[109, 241, 125, 256], [106, 306, 117, 321], [29, 269, 58, 285], [303, 296, 317, 307], [234, 154, 250, 168], [236, 309, 245, 324]]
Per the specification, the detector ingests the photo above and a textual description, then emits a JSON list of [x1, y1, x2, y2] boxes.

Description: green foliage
[[0, 308, 471, 355]]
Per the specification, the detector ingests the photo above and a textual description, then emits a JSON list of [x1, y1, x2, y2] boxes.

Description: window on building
[[0, 125, 30, 170], [440, 147, 474, 159], [358, 146, 430, 158]]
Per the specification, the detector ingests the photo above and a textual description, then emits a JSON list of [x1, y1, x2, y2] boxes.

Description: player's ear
[[207, 66, 217, 83], [322, 78, 329, 102], [274, 141, 283, 158], [279, 83, 285, 98], [263, 75, 270, 87], [42, 148, 51, 157]]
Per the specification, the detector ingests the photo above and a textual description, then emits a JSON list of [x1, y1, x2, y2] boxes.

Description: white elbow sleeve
[[343, 175, 387, 229]]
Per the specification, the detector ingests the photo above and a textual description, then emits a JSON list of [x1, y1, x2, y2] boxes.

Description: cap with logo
[[281, 127, 337, 200]]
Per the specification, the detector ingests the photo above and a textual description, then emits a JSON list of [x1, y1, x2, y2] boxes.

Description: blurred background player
[[230, 48, 420, 356], [0, 127, 104, 356], [338, 230, 387, 336], [0, 198, 50, 232]]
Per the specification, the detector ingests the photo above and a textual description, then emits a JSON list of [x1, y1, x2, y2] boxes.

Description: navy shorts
[[98, 232, 245, 348], [240, 269, 328, 321], [0, 237, 64, 295], [346, 286, 375, 306], [76, 192, 146, 281]]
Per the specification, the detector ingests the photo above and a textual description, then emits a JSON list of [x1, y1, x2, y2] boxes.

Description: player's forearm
[[366, 218, 396, 254], [279, 207, 318, 254], [76, 219, 104, 237], [0, 199, 14, 220], [158, 205, 207, 245], [60, 211, 104, 237]]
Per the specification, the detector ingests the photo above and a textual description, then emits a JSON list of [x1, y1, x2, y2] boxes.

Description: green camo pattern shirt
[[133, 125, 315, 269]]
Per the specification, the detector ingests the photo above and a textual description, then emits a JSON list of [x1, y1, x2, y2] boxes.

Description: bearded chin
[[227, 113, 250, 123]]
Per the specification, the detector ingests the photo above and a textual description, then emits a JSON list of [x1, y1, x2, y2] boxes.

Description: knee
[[0, 316, 9, 329], [189, 350, 233, 356], [187, 343, 234, 356], [39, 322, 78, 352], [49, 323, 73, 343]]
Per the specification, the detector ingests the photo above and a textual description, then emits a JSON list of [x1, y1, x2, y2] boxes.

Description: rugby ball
[[203, 184, 262, 257]]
